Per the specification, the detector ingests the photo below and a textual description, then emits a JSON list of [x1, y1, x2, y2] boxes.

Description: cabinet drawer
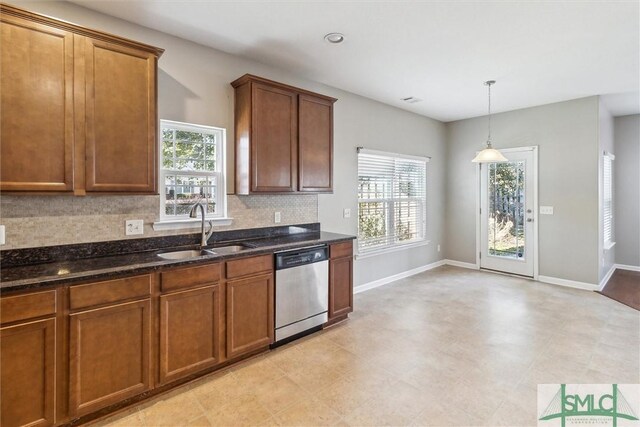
[[226, 255, 273, 279], [330, 241, 353, 259], [1, 290, 56, 324], [161, 263, 221, 293], [70, 275, 151, 310]]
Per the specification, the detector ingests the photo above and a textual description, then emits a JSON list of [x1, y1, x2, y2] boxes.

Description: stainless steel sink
[[211, 245, 250, 253], [157, 249, 215, 260]]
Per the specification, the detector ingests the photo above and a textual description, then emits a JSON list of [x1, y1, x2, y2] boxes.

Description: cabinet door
[[69, 300, 151, 416], [298, 95, 333, 192], [329, 257, 353, 320], [226, 273, 274, 358], [159, 285, 221, 384], [251, 83, 297, 192], [0, 15, 74, 192], [83, 37, 157, 193], [1, 319, 56, 427]]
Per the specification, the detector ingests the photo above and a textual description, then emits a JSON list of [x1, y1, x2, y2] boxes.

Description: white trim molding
[[538, 275, 598, 291], [353, 258, 628, 296], [152, 217, 233, 231], [444, 259, 479, 270], [354, 260, 446, 294], [598, 265, 617, 291], [615, 264, 640, 272]]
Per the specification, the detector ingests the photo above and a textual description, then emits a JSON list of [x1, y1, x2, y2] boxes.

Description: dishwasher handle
[[275, 246, 329, 270]]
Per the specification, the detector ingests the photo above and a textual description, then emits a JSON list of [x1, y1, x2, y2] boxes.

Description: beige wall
[[320, 96, 447, 286], [614, 114, 640, 267], [445, 97, 601, 285]]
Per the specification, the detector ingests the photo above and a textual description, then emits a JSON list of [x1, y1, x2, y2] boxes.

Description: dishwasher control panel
[[275, 246, 329, 270]]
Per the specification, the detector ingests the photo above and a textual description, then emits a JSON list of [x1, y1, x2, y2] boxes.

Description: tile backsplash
[[0, 194, 318, 250]]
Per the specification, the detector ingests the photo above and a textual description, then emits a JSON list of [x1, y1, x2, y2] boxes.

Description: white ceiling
[[71, 0, 640, 122]]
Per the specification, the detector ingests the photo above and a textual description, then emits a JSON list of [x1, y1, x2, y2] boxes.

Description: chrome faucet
[[189, 201, 214, 247]]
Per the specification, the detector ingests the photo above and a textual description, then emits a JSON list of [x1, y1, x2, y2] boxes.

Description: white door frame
[[475, 146, 539, 279]]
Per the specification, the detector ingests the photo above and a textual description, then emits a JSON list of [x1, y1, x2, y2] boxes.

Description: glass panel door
[[480, 148, 535, 277], [488, 161, 525, 259]]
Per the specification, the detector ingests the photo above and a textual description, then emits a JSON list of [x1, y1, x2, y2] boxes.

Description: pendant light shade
[[472, 147, 508, 163], [472, 80, 508, 163]]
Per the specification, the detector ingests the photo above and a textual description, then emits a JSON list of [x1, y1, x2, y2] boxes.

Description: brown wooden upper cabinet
[[231, 74, 336, 195], [0, 4, 163, 195]]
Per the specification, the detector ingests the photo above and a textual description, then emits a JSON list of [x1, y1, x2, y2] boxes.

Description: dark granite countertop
[[0, 227, 354, 293]]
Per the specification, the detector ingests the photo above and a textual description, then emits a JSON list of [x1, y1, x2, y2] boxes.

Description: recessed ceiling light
[[324, 32, 344, 44]]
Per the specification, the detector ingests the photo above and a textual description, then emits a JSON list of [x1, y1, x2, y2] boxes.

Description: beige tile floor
[[95, 266, 640, 427]]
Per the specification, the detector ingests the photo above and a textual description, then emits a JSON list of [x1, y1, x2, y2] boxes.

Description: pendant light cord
[[486, 81, 492, 148]]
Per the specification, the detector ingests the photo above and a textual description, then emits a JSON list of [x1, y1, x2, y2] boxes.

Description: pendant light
[[472, 80, 508, 163]]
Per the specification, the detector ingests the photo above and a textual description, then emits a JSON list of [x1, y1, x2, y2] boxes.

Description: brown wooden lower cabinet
[[329, 242, 354, 322], [69, 299, 151, 417], [226, 273, 274, 359], [1, 318, 56, 427], [159, 284, 222, 384], [0, 243, 353, 426]]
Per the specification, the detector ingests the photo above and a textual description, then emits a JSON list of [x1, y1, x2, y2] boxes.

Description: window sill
[[153, 217, 233, 231], [355, 240, 430, 260], [604, 241, 616, 251]]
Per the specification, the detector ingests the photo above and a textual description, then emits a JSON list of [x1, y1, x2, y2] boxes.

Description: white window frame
[[356, 148, 429, 258], [603, 151, 615, 250], [153, 120, 230, 231]]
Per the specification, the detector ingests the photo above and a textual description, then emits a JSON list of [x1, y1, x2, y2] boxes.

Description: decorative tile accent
[[0, 194, 318, 250]]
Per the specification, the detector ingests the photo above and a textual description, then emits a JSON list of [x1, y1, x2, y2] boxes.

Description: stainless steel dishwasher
[[274, 245, 329, 343]]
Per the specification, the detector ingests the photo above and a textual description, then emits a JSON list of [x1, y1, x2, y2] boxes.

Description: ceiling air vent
[[401, 96, 422, 104]]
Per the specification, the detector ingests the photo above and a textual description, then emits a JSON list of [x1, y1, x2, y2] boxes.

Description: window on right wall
[[603, 151, 615, 249], [357, 149, 428, 256]]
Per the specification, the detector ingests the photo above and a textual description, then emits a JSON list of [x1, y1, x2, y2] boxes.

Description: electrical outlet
[[274, 212, 281, 223], [125, 219, 144, 235], [343, 208, 351, 218], [540, 206, 554, 215], [0, 225, 5, 245], [437, 244, 441, 252]]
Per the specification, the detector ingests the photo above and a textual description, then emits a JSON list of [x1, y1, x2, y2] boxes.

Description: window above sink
[[154, 120, 232, 230]]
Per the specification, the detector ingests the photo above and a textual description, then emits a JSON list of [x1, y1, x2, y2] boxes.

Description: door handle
[[527, 218, 533, 222]]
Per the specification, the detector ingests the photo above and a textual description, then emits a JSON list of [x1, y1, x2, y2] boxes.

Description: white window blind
[[358, 149, 428, 254], [603, 152, 614, 247]]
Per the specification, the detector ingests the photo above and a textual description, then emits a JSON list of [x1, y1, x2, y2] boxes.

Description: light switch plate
[[125, 219, 144, 235], [0, 225, 5, 245], [540, 206, 554, 215], [343, 208, 351, 218], [274, 212, 281, 223]]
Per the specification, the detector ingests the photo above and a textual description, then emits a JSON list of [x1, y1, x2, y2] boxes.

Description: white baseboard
[[538, 275, 598, 291], [598, 265, 617, 291], [443, 259, 479, 270], [615, 263, 640, 272], [354, 259, 446, 294], [354, 258, 619, 295]]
